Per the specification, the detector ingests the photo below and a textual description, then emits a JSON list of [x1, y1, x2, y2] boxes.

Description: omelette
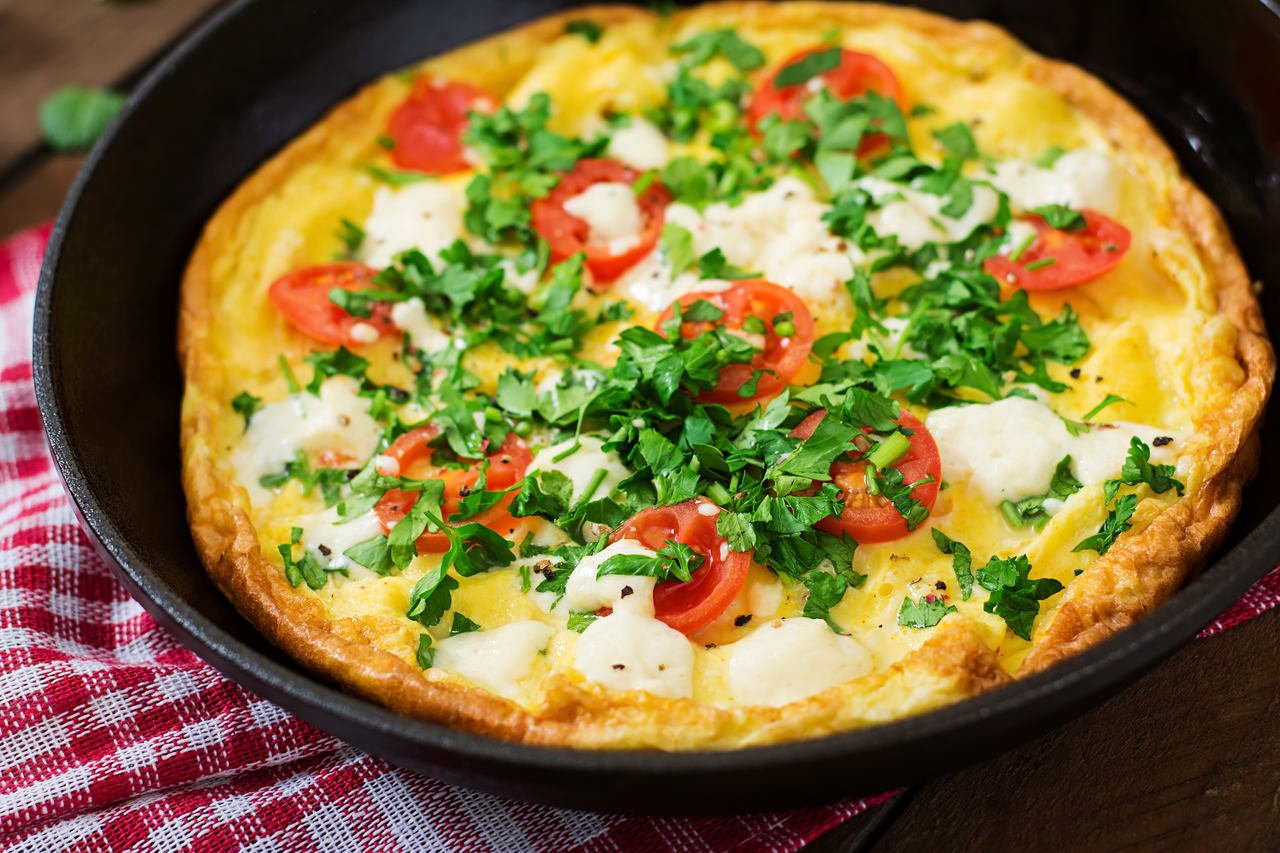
[[178, 3, 1273, 748]]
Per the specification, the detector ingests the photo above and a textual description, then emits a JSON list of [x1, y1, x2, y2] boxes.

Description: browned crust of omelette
[[178, 2, 1273, 748]]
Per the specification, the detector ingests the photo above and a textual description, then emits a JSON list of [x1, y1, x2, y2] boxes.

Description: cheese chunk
[[926, 396, 1177, 504], [564, 539, 658, 616], [390, 297, 452, 354], [562, 182, 645, 252], [663, 177, 859, 306], [726, 618, 873, 707], [607, 118, 670, 170], [526, 435, 629, 505], [859, 177, 1000, 251], [985, 148, 1120, 215], [574, 610, 694, 699], [362, 181, 466, 268], [298, 508, 385, 575], [231, 377, 380, 504], [433, 620, 555, 700]]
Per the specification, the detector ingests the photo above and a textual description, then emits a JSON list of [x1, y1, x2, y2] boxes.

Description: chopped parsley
[[898, 595, 956, 629]]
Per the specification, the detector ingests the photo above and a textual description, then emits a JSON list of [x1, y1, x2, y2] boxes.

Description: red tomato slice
[[267, 262, 396, 347], [983, 210, 1132, 291], [790, 408, 941, 544], [530, 158, 671, 284], [373, 425, 532, 553], [656, 279, 814, 404], [746, 47, 905, 154], [611, 498, 750, 635], [386, 78, 495, 175]]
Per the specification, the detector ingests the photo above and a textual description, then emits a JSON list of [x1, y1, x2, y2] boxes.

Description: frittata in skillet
[[179, 3, 1273, 748]]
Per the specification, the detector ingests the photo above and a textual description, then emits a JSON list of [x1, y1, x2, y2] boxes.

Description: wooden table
[[4, 1, 1277, 848]]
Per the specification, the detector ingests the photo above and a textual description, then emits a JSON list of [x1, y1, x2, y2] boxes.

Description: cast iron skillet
[[32, 0, 1280, 814]]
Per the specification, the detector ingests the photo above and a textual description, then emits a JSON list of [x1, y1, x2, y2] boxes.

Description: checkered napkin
[[2, 224, 1277, 852]]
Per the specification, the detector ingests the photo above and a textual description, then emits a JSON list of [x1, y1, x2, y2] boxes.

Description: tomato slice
[[530, 158, 671, 284], [983, 210, 1131, 291], [386, 78, 495, 175], [267, 262, 396, 347], [373, 424, 532, 553], [611, 498, 750, 635], [656, 279, 815, 404], [746, 47, 905, 153], [790, 409, 941, 544]]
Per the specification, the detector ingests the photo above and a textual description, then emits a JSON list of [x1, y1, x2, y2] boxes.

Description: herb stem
[[865, 430, 911, 470]]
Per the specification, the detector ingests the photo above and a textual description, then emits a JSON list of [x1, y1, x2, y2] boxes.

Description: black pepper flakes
[[1070, 368, 1082, 379], [620, 585, 634, 598], [1153, 436, 1173, 447], [611, 663, 625, 671], [318, 544, 331, 557], [734, 614, 752, 627], [935, 580, 946, 590], [704, 643, 718, 650]]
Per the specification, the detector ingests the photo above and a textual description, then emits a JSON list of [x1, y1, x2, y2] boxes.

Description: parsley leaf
[[230, 391, 261, 432], [39, 86, 126, 152], [450, 613, 481, 635], [898, 595, 956, 629], [670, 28, 765, 71], [1115, 437, 1184, 497], [773, 47, 842, 87], [565, 19, 603, 43], [999, 456, 1083, 530], [931, 528, 973, 600], [598, 539, 703, 583], [1033, 204, 1086, 231], [975, 554, 1063, 640]]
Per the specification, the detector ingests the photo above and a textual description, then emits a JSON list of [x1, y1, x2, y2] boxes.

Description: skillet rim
[[29, 0, 1280, 807]]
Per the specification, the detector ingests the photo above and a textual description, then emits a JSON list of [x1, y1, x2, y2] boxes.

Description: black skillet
[[32, 0, 1280, 814]]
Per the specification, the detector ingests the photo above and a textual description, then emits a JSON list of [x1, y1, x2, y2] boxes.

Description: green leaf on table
[[39, 86, 126, 152]]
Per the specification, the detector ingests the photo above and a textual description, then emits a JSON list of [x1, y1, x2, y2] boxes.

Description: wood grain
[[0, 0, 224, 171], [871, 610, 1280, 852]]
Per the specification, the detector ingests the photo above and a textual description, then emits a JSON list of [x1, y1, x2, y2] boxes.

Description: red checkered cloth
[[1, 223, 1277, 851]]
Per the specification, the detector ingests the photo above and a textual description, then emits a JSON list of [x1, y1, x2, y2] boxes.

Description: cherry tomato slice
[[267, 262, 396, 347], [746, 47, 905, 154], [531, 158, 671, 284], [386, 78, 495, 175], [983, 210, 1132, 291], [790, 409, 941, 544], [611, 498, 750, 636], [656, 279, 815, 404], [373, 425, 532, 553]]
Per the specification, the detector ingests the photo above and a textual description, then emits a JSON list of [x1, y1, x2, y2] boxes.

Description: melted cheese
[[725, 617, 873, 707], [230, 377, 381, 504], [664, 177, 858, 310], [926, 396, 1178, 504], [298, 508, 385, 575], [574, 610, 694, 698], [526, 435, 630, 505], [607, 117, 671, 170], [433, 620, 555, 699], [859, 177, 1000, 250], [564, 538, 658, 616], [562, 182, 645, 252], [362, 181, 467, 268], [985, 148, 1120, 215], [390, 297, 454, 354]]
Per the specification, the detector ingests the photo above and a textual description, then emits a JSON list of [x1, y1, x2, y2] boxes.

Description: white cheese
[[725, 618, 873, 707], [347, 322, 380, 345], [390, 297, 452, 354], [925, 396, 1177, 504], [985, 149, 1120, 215], [859, 177, 1000, 251], [564, 538, 658, 616], [562, 182, 645, 253], [432, 620, 555, 700], [230, 377, 381, 505], [297, 508, 385, 576], [612, 247, 726, 312], [663, 177, 862, 306], [606, 118, 671, 170], [362, 181, 466, 268], [573, 610, 694, 698], [526, 435, 630, 506]]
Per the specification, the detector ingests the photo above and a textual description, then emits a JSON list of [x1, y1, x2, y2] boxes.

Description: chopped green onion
[[865, 430, 911, 471]]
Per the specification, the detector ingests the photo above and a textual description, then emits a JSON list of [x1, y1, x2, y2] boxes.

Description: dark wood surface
[[4, 3, 1277, 849]]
